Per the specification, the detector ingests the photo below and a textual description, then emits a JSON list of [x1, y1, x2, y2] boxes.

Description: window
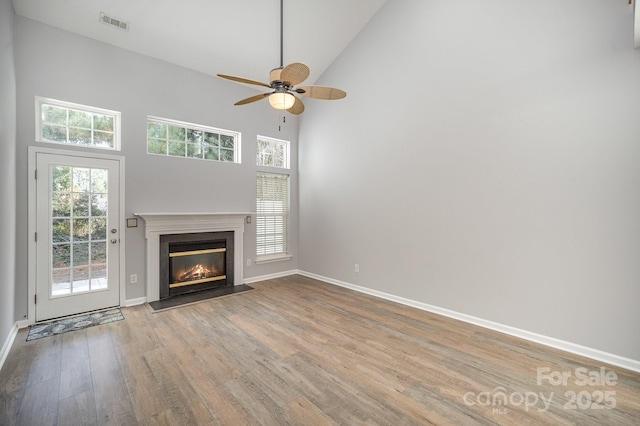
[[36, 97, 121, 150], [256, 136, 291, 262], [256, 173, 290, 260], [147, 116, 240, 163], [257, 136, 289, 168]]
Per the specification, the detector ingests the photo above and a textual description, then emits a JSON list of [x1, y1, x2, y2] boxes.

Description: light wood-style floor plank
[[1, 274, 639, 425], [57, 390, 97, 426], [59, 330, 92, 400]]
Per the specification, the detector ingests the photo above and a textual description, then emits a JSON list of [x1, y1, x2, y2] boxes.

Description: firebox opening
[[169, 248, 226, 288], [159, 231, 235, 300]]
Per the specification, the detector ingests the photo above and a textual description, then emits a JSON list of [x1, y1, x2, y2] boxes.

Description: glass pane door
[[50, 165, 109, 296], [36, 152, 120, 321]]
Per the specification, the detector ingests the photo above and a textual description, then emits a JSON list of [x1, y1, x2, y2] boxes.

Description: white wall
[[13, 16, 299, 317], [299, 0, 640, 361], [635, 0, 639, 48], [0, 0, 17, 351]]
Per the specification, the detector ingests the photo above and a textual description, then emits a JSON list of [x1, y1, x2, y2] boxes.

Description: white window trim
[[147, 116, 242, 164], [254, 253, 293, 264], [255, 171, 291, 262], [257, 135, 290, 169], [255, 136, 291, 263], [35, 96, 122, 151]]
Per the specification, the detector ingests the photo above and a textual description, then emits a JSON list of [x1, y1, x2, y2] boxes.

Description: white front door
[[35, 152, 120, 321]]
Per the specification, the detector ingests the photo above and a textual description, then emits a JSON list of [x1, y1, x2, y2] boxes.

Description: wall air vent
[[99, 12, 130, 31]]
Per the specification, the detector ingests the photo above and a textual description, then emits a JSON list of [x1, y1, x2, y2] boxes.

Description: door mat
[[26, 308, 124, 341], [148, 284, 254, 312]]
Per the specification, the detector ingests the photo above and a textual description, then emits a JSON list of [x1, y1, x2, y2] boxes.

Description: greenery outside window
[[36, 97, 121, 150], [147, 116, 240, 163]]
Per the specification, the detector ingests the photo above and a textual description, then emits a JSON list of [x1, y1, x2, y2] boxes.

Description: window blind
[[256, 172, 289, 257]]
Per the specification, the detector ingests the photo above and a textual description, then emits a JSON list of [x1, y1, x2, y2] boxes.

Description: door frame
[[27, 146, 126, 324]]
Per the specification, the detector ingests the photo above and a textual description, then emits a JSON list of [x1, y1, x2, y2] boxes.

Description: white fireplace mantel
[[136, 212, 252, 302]]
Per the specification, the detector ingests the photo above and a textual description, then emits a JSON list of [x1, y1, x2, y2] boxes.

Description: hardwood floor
[[1, 274, 639, 425]]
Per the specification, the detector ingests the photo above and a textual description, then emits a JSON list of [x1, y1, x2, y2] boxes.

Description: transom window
[[147, 117, 240, 163], [257, 136, 289, 169], [36, 97, 121, 150]]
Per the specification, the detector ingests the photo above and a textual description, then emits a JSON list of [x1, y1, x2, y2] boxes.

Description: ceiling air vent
[[99, 12, 130, 31]]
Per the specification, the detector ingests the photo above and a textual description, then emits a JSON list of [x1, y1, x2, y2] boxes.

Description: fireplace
[[159, 231, 234, 299], [136, 213, 250, 303]]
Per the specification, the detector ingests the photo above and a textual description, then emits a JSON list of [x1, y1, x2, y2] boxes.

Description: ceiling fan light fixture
[[216, 0, 344, 114], [269, 92, 296, 110]]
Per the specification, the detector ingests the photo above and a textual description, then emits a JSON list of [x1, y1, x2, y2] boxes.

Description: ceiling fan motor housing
[[269, 68, 284, 83]]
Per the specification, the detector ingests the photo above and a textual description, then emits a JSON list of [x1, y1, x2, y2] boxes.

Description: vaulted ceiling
[[13, 0, 387, 85]]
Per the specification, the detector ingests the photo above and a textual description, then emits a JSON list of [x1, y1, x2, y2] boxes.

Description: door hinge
[[34, 294, 37, 304], [34, 169, 37, 180], [34, 232, 37, 242]]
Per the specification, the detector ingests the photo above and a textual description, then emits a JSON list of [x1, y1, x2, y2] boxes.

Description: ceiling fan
[[216, 0, 346, 115]]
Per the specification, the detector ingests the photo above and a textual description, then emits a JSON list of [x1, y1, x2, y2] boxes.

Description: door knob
[[110, 239, 118, 244]]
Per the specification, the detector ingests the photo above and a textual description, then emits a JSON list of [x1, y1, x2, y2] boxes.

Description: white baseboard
[[243, 269, 298, 284], [16, 320, 30, 329], [123, 272, 300, 306], [0, 323, 19, 372], [297, 270, 640, 374], [124, 297, 147, 307]]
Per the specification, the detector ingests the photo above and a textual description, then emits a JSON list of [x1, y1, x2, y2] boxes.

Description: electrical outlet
[[354, 264, 360, 273], [130, 274, 138, 284], [246, 259, 252, 267]]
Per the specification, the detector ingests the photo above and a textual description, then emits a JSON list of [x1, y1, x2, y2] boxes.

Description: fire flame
[[176, 263, 218, 283]]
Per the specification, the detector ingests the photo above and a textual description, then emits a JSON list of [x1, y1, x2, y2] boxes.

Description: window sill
[[255, 254, 293, 265]]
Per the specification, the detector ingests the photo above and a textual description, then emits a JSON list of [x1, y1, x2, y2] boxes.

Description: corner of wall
[[0, 0, 18, 365]]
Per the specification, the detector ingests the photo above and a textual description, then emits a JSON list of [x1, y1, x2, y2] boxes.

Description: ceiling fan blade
[[288, 96, 305, 115], [217, 74, 272, 88], [280, 62, 310, 86], [234, 92, 271, 106], [297, 85, 347, 100]]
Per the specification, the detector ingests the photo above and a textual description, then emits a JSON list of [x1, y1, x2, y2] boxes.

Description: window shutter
[[256, 173, 289, 257]]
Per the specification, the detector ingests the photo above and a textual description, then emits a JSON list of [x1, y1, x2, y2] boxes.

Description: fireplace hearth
[[159, 231, 234, 299]]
